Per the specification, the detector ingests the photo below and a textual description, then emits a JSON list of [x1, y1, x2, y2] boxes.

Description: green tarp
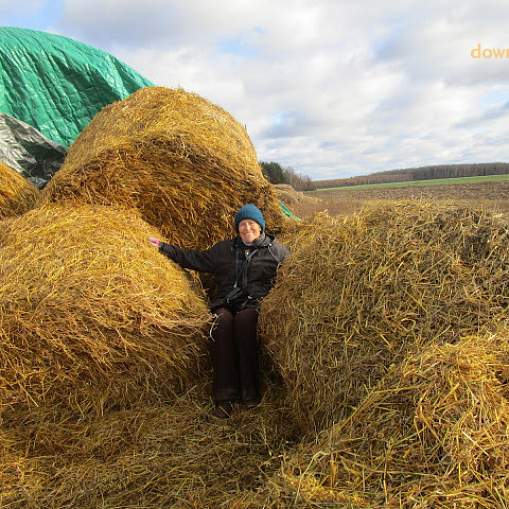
[[0, 26, 154, 149], [0, 26, 154, 187], [279, 199, 300, 220]]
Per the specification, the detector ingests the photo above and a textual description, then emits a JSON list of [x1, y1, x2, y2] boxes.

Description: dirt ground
[[283, 180, 509, 219]]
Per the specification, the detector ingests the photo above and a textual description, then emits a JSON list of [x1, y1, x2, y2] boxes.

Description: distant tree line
[[313, 162, 509, 189], [260, 161, 316, 191]]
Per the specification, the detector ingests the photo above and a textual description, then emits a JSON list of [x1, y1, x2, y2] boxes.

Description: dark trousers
[[209, 307, 260, 403]]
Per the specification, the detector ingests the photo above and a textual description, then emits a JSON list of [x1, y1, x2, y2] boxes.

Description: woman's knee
[[211, 307, 234, 340], [234, 307, 258, 326], [214, 307, 234, 325]]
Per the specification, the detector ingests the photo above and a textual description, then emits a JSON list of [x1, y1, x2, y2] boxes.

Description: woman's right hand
[[148, 237, 160, 247]]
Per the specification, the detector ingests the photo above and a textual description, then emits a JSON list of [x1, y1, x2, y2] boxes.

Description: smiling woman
[[148, 203, 291, 418], [239, 218, 262, 243]]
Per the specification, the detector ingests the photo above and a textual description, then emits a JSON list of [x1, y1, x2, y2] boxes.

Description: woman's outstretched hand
[[148, 237, 160, 247]]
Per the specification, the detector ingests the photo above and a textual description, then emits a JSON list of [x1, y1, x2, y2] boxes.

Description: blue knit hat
[[234, 204, 265, 232]]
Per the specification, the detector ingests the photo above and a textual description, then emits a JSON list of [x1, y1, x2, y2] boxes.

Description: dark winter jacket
[[159, 233, 290, 311]]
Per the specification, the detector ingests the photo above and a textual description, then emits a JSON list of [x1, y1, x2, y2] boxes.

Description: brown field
[[287, 180, 509, 219]]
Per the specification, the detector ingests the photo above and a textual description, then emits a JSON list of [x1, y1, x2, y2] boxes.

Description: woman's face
[[238, 219, 262, 244]]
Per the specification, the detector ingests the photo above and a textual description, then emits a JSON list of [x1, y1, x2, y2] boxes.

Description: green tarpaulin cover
[[0, 26, 154, 149]]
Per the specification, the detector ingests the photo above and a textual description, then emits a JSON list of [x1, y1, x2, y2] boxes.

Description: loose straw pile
[[265, 331, 509, 508], [5, 187, 509, 507], [0, 161, 39, 219], [260, 201, 509, 435], [0, 386, 299, 508], [0, 203, 212, 422], [41, 86, 284, 249]]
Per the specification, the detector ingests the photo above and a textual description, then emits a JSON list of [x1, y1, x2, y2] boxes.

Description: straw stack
[[41, 86, 284, 249], [0, 161, 39, 218], [259, 201, 509, 435], [265, 331, 509, 508], [0, 203, 212, 422]]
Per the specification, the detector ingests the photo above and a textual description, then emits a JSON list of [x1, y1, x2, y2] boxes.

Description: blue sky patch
[[480, 89, 509, 106], [4, 0, 65, 31], [218, 36, 256, 58]]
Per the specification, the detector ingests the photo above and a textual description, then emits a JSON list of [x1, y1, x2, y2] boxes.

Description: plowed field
[[295, 180, 509, 217]]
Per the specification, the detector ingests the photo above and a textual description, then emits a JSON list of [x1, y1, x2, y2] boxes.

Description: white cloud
[[3, 0, 509, 179]]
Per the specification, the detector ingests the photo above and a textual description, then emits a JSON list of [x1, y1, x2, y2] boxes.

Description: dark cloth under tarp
[[0, 112, 66, 189]]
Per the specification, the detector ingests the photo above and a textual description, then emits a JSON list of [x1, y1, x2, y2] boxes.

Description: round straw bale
[[0, 204, 212, 421], [274, 184, 299, 206], [0, 161, 39, 219], [40, 86, 285, 249], [271, 331, 509, 508], [259, 201, 509, 435]]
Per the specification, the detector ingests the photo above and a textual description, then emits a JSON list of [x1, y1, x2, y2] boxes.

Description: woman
[[148, 204, 290, 418]]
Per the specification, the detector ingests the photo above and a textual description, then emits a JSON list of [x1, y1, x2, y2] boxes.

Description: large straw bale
[[41, 86, 284, 249], [274, 183, 321, 208], [259, 201, 509, 435], [265, 331, 509, 508], [0, 161, 39, 218], [0, 203, 211, 421]]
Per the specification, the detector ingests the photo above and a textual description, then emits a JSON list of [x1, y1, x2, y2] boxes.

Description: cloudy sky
[[1, 0, 509, 180]]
